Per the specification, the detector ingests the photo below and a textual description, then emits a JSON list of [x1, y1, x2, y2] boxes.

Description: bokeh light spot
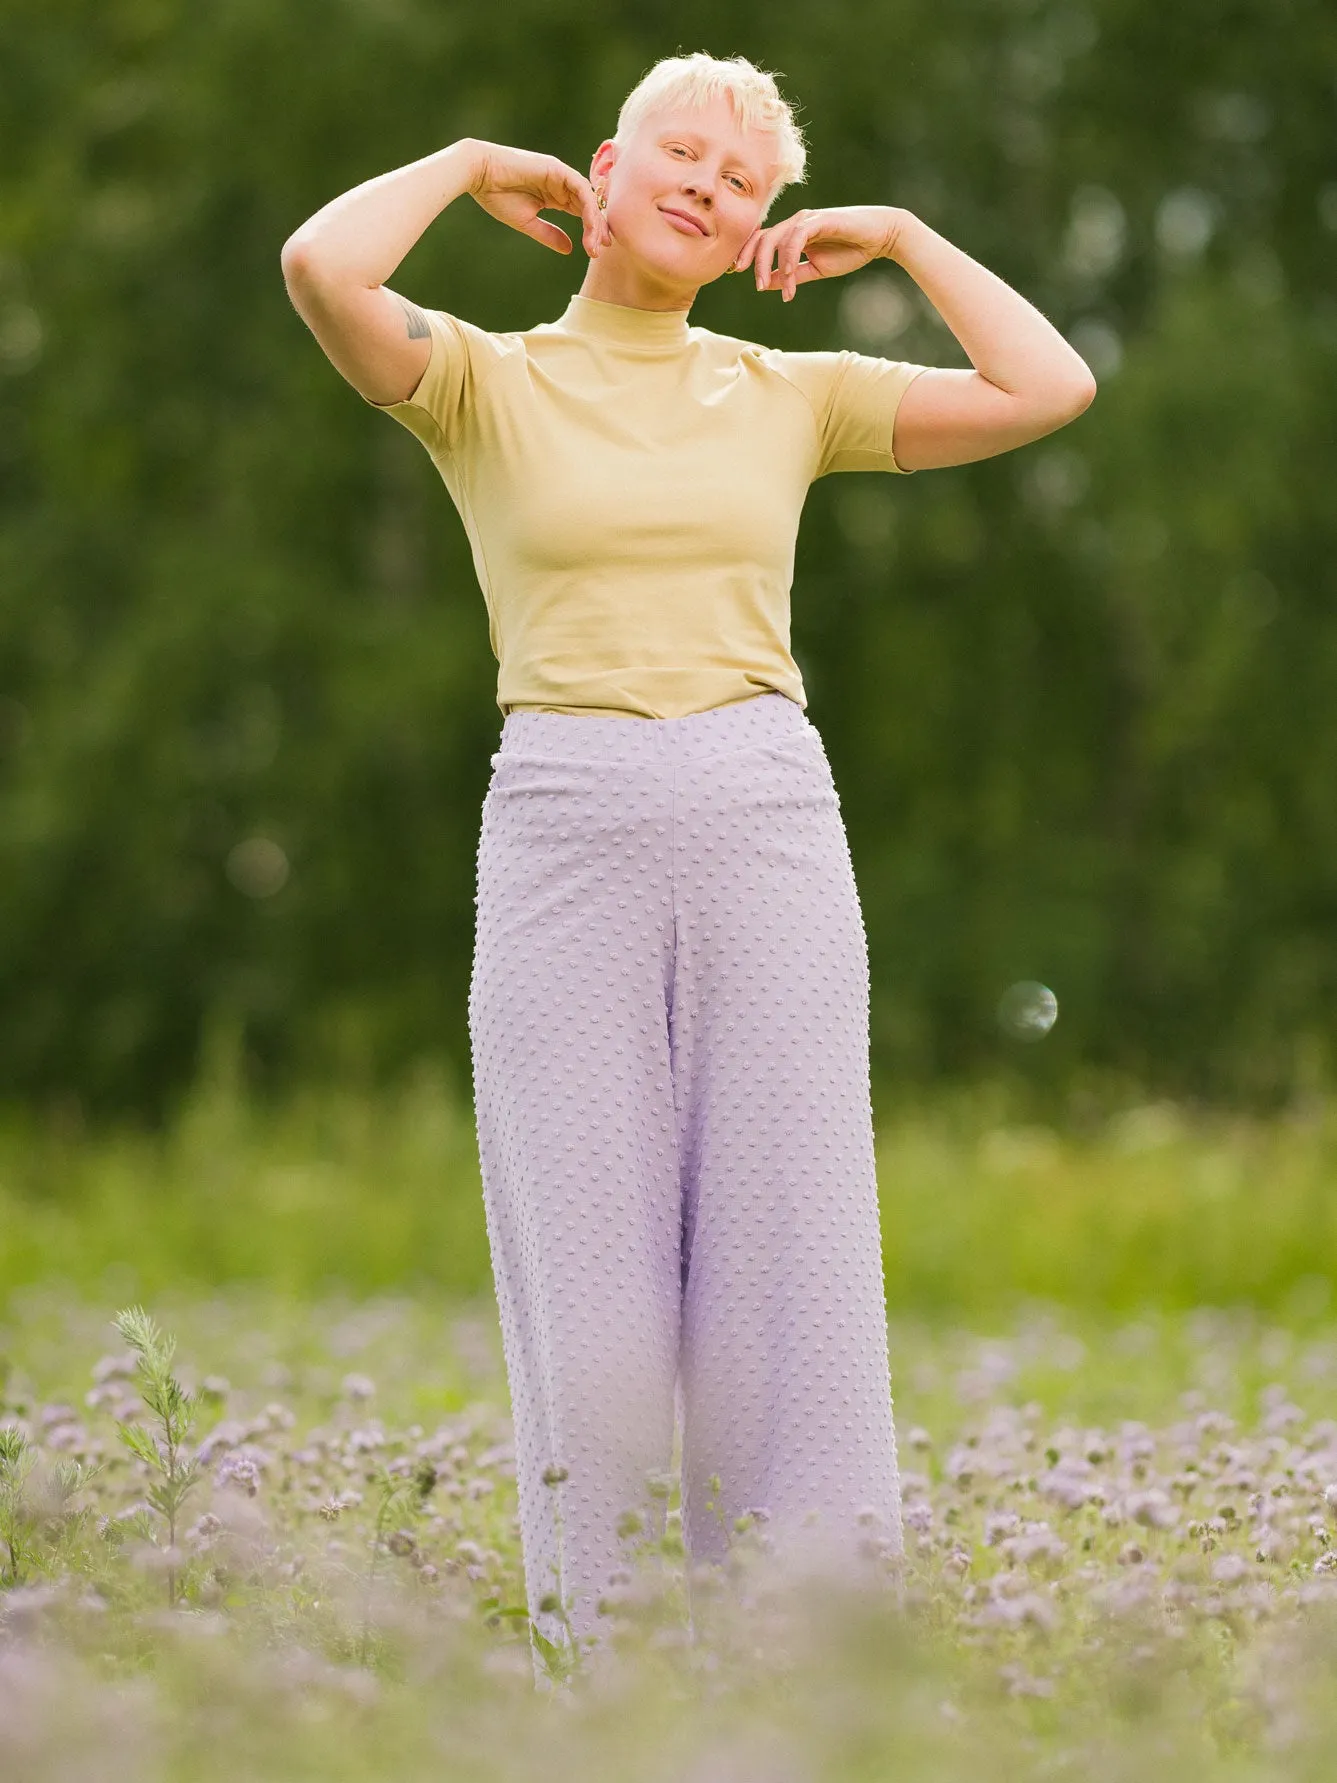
[[226, 837, 289, 899], [997, 981, 1059, 1042], [838, 272, 914, 350]]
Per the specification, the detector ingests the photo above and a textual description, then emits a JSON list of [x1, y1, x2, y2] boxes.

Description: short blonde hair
[[614, 52, 807, 218]]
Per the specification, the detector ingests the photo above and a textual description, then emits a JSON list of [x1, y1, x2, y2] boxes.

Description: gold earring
[[596, 188, 607, 211]]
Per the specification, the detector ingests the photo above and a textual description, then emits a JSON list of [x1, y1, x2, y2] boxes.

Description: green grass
[[3, 1060, 1336, 1317]]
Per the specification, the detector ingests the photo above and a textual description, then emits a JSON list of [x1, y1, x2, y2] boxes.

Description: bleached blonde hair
[[613, 52, 807, 218]]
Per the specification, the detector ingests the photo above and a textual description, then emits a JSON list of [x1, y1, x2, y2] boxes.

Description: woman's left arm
[[744, 204, 1098, 471], [879, 208, 1097, 471]]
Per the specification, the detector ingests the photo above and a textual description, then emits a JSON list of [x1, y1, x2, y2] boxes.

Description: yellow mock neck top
[[362, 291, 931, 719]]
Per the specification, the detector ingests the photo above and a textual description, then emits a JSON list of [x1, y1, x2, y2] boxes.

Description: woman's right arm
[[280, 138, 610, 408], [280, 139, 487, 407]]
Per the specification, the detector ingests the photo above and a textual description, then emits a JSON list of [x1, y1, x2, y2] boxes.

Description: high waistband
[[496, 690, 812, 766]]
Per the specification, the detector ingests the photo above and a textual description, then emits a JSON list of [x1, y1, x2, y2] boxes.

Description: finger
[[533, 164, 592, 245], [522, 218, 573, 255], [763, 261, 823, 297], [780, 219, 818, 301], [553, 163, 608, 256], [754, 227, 784, 291], [754, 212, 808, 288], [776, 216, 816, 297], [732, 228, 763, 273], [758, 224, 800, 293]]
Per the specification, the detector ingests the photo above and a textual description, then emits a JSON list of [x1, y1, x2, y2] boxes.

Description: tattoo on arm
[[392, 293, 431, 340]]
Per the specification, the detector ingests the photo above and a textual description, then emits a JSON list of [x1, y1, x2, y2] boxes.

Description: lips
[[659, 206, 710, 237]]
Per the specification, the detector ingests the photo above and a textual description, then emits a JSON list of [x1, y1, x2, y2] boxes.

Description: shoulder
[[745, 342, 934, 429], [753, 344, 869, 406], [715, 329, 871, 425], [360, 308, 525, 446], [685, 321, 853, 383], [679, 323, 841, 411], [423, 307, 527, 371], [681, 320, 792, 366]]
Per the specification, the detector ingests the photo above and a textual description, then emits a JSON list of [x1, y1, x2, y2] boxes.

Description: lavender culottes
[[467, 689, 902, 1681]]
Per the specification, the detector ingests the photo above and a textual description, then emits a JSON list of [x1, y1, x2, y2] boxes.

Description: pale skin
[[280, 93, 1096, 470]]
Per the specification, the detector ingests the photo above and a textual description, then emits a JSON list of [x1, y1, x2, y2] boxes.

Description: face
[[590, 92, 779, 295]]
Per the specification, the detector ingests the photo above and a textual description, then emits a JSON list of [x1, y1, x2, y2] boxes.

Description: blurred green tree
[[0, 0, 1334, 1117]]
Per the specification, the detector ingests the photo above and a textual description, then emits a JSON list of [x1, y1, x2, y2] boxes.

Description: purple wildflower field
[[4, 1286, 1337, 1780]]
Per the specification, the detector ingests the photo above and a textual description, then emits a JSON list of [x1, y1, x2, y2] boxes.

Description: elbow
[[1034, 374, 1096, 432], [280, 235, 314, 281], [1011, 375, 1097, 451], [1060, 369, 1098, 418], [281, 232, 336, 288]]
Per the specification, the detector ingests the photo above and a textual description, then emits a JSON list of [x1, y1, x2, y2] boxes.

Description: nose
[[678, 169, 716, 206]]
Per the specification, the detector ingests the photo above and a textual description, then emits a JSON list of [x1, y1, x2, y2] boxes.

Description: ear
[[589, 139, 617, 183]]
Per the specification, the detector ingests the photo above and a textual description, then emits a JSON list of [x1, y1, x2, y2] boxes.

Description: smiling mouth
[[660, 207, 710, 237]]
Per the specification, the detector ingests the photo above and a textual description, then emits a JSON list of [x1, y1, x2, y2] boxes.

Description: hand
[[733, 205, 907, 302], [465, 140, 612, 260]]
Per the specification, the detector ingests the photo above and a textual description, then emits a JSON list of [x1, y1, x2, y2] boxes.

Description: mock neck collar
[[559, 293, 692, 348]]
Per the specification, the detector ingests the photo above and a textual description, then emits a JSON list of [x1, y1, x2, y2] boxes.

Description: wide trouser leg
[[468, 752, 681, 1686], [671, 725, 903, 1602]]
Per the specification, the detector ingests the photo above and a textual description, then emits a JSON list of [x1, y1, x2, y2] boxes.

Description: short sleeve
[[358, 307, 508, 458], [768, 348, 933, 478]]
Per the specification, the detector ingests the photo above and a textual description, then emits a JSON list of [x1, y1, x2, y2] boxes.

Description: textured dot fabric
[[468, 689, 902, 1683], [362, 292, 932, 720]]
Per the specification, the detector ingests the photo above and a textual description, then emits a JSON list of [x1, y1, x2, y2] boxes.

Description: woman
[[281, 51, 1096, 1684]]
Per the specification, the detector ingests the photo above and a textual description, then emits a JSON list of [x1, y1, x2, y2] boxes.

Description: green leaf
[[0, 1428, 29, 1467], [118, 1424, 162, 1468]]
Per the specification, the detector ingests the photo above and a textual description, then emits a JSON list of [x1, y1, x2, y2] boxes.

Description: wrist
[[877, 207, 918, 263], [440, 137, 487, 196]]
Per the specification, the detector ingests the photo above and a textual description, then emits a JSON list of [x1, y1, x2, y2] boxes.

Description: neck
[[577, 250, 696, 315]]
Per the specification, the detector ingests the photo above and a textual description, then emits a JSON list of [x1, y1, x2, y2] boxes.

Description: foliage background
[[2, 0, 1335, 1122]]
